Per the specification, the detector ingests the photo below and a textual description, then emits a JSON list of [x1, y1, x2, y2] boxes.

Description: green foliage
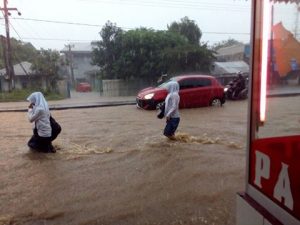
[[31, 49, 60, 75], [115, 29, 188, 80], [168, 16, 202, 45], [0, 37, 38, 68], [92, 21, 123, 79], [0, 88, 63, 102], [92, 18, 215, 81], [0, 38, 62, 92], [163, 43, 215, 74], [31, 49, 61, 91]]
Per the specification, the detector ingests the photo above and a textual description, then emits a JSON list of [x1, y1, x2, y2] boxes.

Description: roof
[[0, 61, 33, 76], [60, 42, 95, 53], [216, 43, 245, 57], [212, 61, 249, 74]]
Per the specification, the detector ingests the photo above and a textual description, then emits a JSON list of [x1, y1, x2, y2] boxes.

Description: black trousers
[[28, 129, 54, 153]]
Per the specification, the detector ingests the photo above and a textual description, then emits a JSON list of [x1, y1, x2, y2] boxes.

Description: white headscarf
[[27, 92, 50, 115], [166, 81, 180, 94]]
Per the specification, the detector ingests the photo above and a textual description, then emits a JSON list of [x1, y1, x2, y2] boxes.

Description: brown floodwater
[[0, 96, 299, 225]]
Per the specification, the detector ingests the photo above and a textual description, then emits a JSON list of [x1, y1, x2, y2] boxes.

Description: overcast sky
[[0, 0, 298, 51]]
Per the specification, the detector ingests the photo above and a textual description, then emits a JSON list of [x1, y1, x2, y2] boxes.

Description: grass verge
[[0, 89, 65, 102]]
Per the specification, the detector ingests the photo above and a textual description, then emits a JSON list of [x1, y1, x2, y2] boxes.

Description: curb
[[0, 92, 300, 113], [0, 101, 136, 113]]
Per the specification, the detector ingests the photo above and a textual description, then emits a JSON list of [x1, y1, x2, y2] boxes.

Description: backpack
[[50, 115, 61, 141]]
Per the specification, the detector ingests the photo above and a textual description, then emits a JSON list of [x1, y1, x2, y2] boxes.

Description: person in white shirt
[[163, 81, 180, 140], [27, 92, 56, 153]]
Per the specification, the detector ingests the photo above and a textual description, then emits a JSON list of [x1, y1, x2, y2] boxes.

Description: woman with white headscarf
[[163, 81, 180, 140], [27, 92, 56, 153]]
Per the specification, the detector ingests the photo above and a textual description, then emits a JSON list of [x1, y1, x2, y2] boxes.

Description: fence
[[102, 78, 156, 97]]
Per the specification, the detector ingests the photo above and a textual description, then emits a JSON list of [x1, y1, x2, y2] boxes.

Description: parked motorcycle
[[224, 75, 248, 100]]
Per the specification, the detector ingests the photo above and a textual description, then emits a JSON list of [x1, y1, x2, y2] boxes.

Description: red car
[[136, 75, 225, 110], [76, 82, 92, 92]]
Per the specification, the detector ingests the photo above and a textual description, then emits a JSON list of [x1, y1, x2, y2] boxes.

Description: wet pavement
[[0, 91, 136, 112], [0, 85, 299, 112]]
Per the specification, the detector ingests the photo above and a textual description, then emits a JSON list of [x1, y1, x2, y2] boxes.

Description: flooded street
[[0, 96, 299, 225]]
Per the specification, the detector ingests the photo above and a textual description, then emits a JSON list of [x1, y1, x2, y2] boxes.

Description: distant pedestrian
[[27, 92, 59, 153], [163, 81, 180, 140], [157, 74, 168, 85]]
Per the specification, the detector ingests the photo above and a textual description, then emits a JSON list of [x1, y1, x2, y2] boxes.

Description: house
[[60, 42, 100, 88], [211, 61, 249, 75], [0, 61, 48, 91], [216, 43, 250, 63], [210, 61, 249, 85]]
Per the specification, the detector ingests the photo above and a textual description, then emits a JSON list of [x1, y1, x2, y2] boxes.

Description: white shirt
[[27, 92, 52, 137], [28, 108, 52, 137]]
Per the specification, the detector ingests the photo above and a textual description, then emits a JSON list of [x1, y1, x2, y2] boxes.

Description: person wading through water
[[163, 81, 180, 140], [27, 92, 57, 153]]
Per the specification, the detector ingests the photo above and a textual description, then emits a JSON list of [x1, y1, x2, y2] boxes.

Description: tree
[[92, 20, 215, 82], [92, 21, 123, 79], [31, 49, 60, 91], [163, 43, 215, 74], [114, 28, 189, 81], [212, 38, 243, 51], [0, 37, 38, 69], [168, 16, 202, 45]]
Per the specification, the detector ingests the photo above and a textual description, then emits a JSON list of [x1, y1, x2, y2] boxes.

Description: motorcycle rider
[[232, 71, 246, 98], [226, 71, 246, 100]]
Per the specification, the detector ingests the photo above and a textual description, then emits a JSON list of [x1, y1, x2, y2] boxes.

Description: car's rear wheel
[[210, 98, 222, 107]]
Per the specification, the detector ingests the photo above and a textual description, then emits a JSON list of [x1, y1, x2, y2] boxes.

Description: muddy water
[[0, 97, 298, 225]]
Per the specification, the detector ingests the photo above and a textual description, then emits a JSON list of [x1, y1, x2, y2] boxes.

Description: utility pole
[[0, 0, 21, 91], [65, 44, 75, 88], [0, 35, 9, 79]]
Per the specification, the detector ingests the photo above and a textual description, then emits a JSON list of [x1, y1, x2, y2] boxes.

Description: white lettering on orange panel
[[274, 163, 294, 210], [254, 151, 270, 188]]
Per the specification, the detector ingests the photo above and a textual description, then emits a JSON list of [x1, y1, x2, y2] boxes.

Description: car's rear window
[[179, 78, 212, 89]]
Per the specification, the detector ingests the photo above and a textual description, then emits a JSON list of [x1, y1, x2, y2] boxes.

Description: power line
[[21, 37, 96, 42], [11, 17, 250, 35], [11, 16, 44, 42], [78, 0, 250, 11], [2, 7, 251, 49], [18, 31, 249, 43], [0, 0, 21, 91], [11, 17, 133, 30], [7, 23, 31, 76], [9, 20, 23, 40], [5, 13, 250, 48], [110, 1, 247, 12], [12, 17, 102, 27]]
